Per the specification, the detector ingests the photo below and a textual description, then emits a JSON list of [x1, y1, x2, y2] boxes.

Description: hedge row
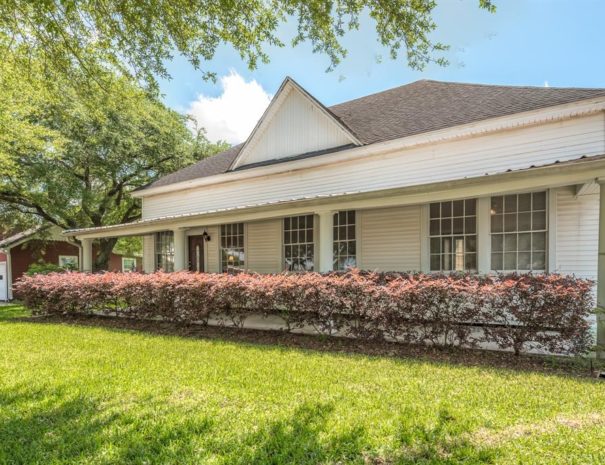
[[15, 269, 595, 355]]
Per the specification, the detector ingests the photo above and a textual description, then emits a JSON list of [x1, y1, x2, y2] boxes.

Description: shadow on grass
[[0, 387, 364, 464], [0, 383, 214, 465], [224, 403, 368, 465], [214, 402, 497, 465], [0, 383, 497, 465], [0, 385, 111, 464], [18, 312, 602, 380], [393, 408, 497, 465]]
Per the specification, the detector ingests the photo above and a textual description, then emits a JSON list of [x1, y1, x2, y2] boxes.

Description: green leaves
[[0, 0, 496, 90], [0, 44, 226, 267]]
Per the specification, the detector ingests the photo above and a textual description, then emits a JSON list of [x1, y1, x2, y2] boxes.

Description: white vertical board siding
[[246, 219, 283, 273], [554, 187, 599, 279], [238, 87, 352, 167], [142, 114, 605, 220], [359, 205, 421, 272], [142, 235, 155, 273]]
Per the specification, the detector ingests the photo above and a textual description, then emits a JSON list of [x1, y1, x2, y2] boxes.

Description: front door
[[188, 235, 205, 272]]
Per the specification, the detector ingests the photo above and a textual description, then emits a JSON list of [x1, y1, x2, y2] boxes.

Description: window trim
[[58, 255, 79, 269], [428, 198, 478, 273], [489, 190, 548, 273], [122, 257, 137, 272], [333, 210, 357, 271], [220, 222, 246, 273], [155, 231, 175, 272], [283, 214, 316, 272]]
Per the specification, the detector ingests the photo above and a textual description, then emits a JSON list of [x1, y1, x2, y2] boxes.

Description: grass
[[1, 304, 605, 465]]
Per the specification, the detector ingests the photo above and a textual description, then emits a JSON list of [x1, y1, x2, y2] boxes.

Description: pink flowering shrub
[[481, 273, 594, 355], [15, 269, 595, 355]]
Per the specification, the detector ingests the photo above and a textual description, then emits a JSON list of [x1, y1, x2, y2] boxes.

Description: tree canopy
[[1, 0, 496, 267], [1, 0, 495, 91], [0, 43, 228, 268]]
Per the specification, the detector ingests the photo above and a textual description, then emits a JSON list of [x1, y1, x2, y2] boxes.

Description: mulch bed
[[20, 313, 605, 379]]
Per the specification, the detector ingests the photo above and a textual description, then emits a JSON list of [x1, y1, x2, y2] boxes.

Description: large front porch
[[66, 161, 605, 357]]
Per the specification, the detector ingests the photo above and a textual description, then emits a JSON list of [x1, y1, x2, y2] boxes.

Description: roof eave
[[0, 226, 48, 250], [131, 96, 605, 199], [68, 153, 605, 239], [227, 77, 362, 171]]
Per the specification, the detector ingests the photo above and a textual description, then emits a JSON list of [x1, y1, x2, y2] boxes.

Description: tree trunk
[[95, 237, 118, 271]]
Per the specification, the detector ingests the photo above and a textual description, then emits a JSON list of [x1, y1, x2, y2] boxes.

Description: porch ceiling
[[64, 153, 605, 239]]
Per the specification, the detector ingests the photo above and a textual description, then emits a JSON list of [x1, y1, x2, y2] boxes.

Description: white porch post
[[173, 228, 187, 271], [477, 197, 491, 274], [597, 180, 605, 359], [142, 235, 156, 273], [81, 238, 93, 272], [317, 210, 334, 272]]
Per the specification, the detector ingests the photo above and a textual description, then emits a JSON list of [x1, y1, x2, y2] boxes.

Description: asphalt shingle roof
[[0, 227, 45, 249], [330, 80, 605, 144], [144, 80, 605, 190], [145, 143, 243, 189]]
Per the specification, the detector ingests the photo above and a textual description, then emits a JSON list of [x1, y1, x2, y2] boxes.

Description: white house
[[65, 78, 605, 350]]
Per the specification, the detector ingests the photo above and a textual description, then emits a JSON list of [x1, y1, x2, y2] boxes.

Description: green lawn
[[1, 305, 604, 465]]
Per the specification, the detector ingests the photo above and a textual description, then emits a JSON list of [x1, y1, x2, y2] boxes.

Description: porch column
[[597, 180, 605, 359], [173, 228, 187, 271], [317, 210, 334, 272], [81, 238, 93, 272], [477, 197, 491, 274]]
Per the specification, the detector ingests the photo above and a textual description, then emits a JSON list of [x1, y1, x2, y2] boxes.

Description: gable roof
[[143, 143, 243, 190], [229, 77, 361, 170], [143, 79, 605, 191], [0, 226, 46, 249]]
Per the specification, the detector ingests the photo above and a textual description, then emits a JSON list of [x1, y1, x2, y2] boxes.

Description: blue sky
[[158, 0, 605, 143]]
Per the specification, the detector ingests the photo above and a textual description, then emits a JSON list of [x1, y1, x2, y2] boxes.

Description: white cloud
[[186, 71, 272, 144]]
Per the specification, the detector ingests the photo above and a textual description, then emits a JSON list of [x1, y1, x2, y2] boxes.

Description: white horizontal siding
[[359, 205, 421, 272], [555, 187, 599, 280], [238, 86, 352, 167], [142, 114, 605, 220], [246, 219, 282, 273], [206, 226, 220, 273]]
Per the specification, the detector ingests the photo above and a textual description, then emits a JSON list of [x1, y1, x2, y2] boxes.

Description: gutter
[[64, 153, 605, 238], [66, 236, 83, 272]]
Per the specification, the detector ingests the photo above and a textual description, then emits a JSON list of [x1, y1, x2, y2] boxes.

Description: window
[[221, 223, 245, 273], [155, 231, 174, 272], [333, 210, 356, 270], [122, 257, 137, 272], [58, 255, 78, 270], [429, 199, 477, 271], [490, 192, 547, 271], [284, 215, 314, 271]]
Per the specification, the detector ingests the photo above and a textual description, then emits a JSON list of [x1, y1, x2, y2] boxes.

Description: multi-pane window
[[284, 215, 314, 271], [429, 199, 477, 271], [333, 210, 356, 270], [58, 255, 79, 270], [122, 257, 137, 272], [221, 223, 245, 273], [155, 231, 174, 272], [490, 192, 547, 271]]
